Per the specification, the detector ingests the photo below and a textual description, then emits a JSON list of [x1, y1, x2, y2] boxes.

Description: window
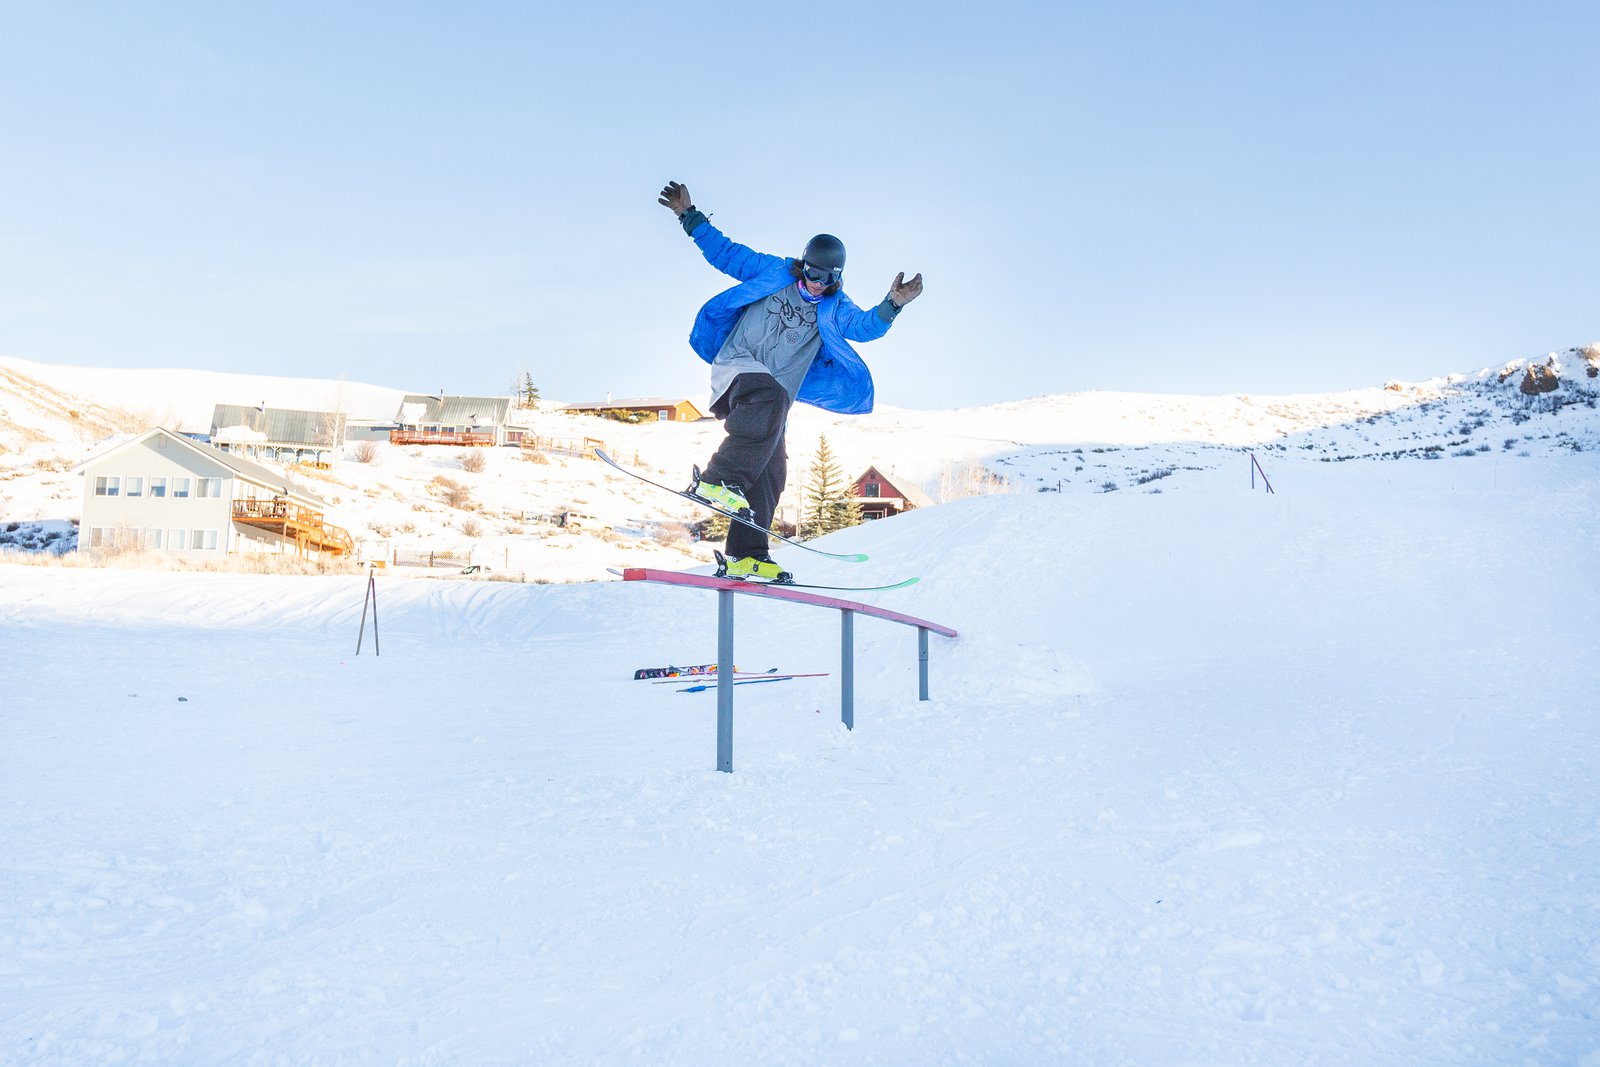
[[863, 482, 881, 498], [125, 477, 144, 497], [94, 476, 120, 497], [170, 529, 188, 550], [196, 477, 224, 498], [172, 478, 191, 498], [144, 528, 165, 550], [87, 527, 111, 547], [149, 477, 167, 498], [191, 529, 219, 551]]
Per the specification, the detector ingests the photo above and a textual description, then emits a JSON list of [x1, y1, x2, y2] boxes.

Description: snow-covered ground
[[2, 351, 1599, 1063]]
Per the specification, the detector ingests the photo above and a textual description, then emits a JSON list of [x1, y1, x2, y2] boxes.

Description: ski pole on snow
[[678, 676, 802, 694]]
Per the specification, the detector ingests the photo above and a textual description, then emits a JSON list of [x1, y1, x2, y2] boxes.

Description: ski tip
[[814, 550, 869, 562]]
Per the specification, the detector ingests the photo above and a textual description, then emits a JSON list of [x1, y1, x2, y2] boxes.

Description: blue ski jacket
[[685, 220, 892, 415]]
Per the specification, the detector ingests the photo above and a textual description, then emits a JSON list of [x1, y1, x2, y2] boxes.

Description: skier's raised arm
[[657, 179, 780, 282]]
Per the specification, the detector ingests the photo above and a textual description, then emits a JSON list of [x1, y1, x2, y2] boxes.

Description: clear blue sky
[[2, 2, 1595, 409]]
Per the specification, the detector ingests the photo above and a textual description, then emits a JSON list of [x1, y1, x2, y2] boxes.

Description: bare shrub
[[431, 475, 473, 509], [460, 449, 488, 473], [522, 450, 550, 465], [461, 518, 483, 538], [935, 462, 1014, 503], [354, 441, 379, 464]]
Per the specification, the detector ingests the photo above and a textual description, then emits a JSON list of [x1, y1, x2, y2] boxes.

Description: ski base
[[610, 565, 918, 593], [633, 663, 735, 680], [717, 573, 920, 593]]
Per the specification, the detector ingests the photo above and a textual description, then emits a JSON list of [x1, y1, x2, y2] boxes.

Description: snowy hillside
[[3, 438, 1597, 1063], [4, 345, 1598, 581]]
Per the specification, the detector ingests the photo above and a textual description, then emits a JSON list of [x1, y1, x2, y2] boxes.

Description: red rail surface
[[619, 568, 958, 636]]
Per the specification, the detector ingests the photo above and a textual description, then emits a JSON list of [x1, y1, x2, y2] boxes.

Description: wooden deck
[[232, 499, 354, 557]]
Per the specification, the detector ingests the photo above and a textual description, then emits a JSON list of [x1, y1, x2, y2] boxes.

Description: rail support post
[[841, 608, 855, 730], [716, 589, 735, 772], [918, 626, 930, 700]]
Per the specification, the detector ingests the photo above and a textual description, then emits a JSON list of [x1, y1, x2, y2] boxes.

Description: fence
[[520, 435, 617, 459]]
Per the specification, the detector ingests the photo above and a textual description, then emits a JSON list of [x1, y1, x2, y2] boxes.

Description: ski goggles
[[800, 261, 842, 286]]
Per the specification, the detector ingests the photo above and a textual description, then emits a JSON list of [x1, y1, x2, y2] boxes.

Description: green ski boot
[[716, 551, 793, 584], [688, 466, 751, 517]]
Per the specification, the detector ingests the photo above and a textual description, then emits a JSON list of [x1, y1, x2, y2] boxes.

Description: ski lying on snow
[[608, 566, 919, 593], [593, 448, 868, 563], [676, 675, 825, 693]]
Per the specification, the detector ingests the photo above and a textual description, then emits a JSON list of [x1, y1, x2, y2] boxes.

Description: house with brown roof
[[561, 398, 705, 423]]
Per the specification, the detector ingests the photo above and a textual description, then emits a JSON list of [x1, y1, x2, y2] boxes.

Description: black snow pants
[[703, 372, 791, 559]]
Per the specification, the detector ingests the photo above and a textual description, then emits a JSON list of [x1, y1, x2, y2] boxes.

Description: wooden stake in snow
[[356, 565, 380, 656]]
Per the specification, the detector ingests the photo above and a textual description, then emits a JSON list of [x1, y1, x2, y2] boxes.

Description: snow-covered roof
[[395, 395, 513, 426], [209, 404, 346, 447], [74, 426, 329, 508]]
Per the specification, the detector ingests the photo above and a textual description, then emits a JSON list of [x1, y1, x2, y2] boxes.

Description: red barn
[[852, 465, 933, 520]]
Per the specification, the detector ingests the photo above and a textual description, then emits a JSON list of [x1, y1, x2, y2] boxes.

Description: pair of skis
[[594, 449, 917, 592], [631, 665, 830, 693]]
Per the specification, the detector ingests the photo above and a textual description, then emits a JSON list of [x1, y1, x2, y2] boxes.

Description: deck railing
[[389, 430, 496, 447]]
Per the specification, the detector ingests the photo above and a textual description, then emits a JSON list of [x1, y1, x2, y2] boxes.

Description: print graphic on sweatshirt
[[773, 291, 817, 345]]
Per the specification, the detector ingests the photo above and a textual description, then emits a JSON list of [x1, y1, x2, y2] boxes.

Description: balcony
[[232, 499, 354, 557]]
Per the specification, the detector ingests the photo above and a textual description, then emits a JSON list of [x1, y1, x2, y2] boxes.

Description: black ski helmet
[[802, 233, 846, 273]]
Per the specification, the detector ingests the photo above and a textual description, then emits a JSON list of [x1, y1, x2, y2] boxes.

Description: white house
[[75, 427, 353, 559], [209, 404, 347, 466], [391, 395, 515, 446]]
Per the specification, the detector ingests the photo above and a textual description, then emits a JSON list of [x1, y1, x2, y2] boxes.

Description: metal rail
[[620, 568, 958, 773]]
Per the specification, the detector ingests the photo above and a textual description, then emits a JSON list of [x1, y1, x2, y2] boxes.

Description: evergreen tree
[[802, 434, 863, 538], [520, 373, 542, 408]]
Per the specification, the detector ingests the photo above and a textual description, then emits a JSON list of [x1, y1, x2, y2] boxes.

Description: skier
[[658, 179, 923, 581]]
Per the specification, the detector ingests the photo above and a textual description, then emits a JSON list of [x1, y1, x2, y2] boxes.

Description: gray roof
[[395, 395, 512, 426], [76, 427, 330, 508], [211, 404, 346, 447]]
